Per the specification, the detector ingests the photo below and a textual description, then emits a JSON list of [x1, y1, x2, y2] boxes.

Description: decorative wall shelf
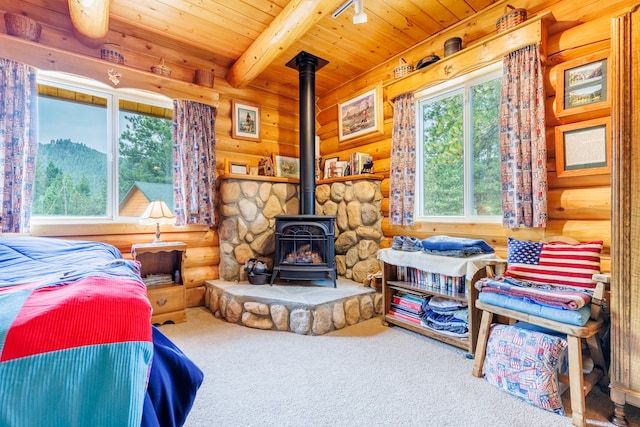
[[317, 174, 384, 184], [0, 33, 220, 107], [218, 173, 298, 183], [385, 11, 555, 101]]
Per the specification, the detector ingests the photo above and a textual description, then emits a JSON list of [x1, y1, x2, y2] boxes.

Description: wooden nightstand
[[131, 242, 187, 325]]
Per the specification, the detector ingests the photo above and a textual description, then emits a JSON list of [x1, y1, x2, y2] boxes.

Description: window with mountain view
[[415, 64, 502, 222], [34, 74, 173, 221]]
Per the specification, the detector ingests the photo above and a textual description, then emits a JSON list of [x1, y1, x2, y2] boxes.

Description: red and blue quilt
[[0, 236, 202, 427]]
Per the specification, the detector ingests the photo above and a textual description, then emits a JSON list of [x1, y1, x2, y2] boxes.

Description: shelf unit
[[132, 242, 187, 325], [381, 256, 489, 356]]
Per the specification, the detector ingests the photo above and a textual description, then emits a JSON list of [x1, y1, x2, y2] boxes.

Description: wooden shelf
[[386, 11, 555, 101], [386, 281, 468, 303], [0, 33, 219, 107], [381, 258, 489, 356]]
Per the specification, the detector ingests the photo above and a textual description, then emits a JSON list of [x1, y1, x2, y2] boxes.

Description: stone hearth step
[[204, 278, 382, 335]]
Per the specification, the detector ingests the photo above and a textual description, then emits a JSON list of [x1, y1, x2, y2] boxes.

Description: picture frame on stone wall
[[338, 82, 384, 142]]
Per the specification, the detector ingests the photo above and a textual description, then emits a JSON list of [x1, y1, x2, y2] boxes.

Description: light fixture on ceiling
[[332, 0, 368, 25], [353, 0, 368, 24]]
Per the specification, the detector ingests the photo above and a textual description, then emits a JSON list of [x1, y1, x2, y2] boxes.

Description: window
[[33, 72, 173, 222], [415, 64, 502, 222]]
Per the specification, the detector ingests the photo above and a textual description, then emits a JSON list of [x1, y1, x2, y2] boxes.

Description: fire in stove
[[284, 244, 323, 264], [271, 215, 337, 287]]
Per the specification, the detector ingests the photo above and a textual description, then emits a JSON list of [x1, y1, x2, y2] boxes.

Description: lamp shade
[[140, 200, 176, 225], [140, 201, 175, 243]]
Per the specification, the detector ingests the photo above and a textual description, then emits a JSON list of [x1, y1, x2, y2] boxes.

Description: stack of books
[[142, 273, 173, 287], [395, 265, 466, 294], [388, 291, 426, 325], [349, 152, 373, 175]]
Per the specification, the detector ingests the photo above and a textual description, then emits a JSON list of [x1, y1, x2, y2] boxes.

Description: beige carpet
[[159, 307, 640, 427]]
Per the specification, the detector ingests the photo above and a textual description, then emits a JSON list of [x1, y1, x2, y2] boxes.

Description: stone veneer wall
[[217, 175, 384, 283], [314, 179, 383, 283]]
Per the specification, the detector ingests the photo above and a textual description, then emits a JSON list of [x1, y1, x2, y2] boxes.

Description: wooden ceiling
[[7, 0, 498, 97]]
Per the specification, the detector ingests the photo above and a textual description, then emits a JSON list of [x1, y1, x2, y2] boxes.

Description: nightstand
[[131, 241, 187, 325]]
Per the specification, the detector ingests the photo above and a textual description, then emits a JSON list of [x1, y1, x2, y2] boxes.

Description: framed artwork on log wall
[[554, 116, 611, 177], [338, 82, 384, 142], [232, 100, 260, 141], [555, 50, 610, 119]]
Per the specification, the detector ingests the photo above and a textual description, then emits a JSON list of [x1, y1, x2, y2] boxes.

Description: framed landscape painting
[[273, 155, 299, 178], [555, 51, 609, 119], [338, 82, 383, 142]]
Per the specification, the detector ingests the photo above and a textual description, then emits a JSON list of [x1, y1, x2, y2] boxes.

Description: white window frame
[[32, 71, 173, 225], [414, 62, 502, 223]]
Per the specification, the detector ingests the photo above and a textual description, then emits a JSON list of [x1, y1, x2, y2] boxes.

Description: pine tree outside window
[[33, 72, 173, 222], [415, 63, 502, 223]]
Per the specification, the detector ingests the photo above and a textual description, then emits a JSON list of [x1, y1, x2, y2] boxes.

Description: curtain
[[0, 59, 38, 233], [389, 93, 416, 226], [173, 100, 217, 226], [499, 44, 547, 228]]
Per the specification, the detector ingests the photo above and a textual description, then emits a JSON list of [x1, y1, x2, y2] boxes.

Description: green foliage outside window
[[418, 73, 502, 219]]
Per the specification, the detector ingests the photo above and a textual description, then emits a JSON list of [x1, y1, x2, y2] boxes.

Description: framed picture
[[230, 162, 248, 175], [555, 51, 609, 118], [231, 100, 260, 141], [273, 155, 299, 178], [323, 157, 338, 179], [555, 116, 611, 177], [338, 82, 384, 142]]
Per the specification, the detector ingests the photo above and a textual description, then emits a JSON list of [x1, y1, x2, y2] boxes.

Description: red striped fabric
[[504, 238, 603, 290]]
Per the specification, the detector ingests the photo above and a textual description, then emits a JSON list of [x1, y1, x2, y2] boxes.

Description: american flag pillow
[[504, 238, 603, 290]]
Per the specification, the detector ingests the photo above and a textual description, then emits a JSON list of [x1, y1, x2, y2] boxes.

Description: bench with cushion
[[471, 236, 609, 427]]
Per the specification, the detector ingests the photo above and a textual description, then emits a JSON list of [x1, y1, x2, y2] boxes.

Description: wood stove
[[270, 215, 336, 287]]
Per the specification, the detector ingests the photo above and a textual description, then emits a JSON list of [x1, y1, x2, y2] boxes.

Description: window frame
[[414, 62, 503, 224], [32, 71, 173, 225]]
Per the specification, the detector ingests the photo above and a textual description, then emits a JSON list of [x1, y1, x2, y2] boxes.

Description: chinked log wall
[[316, 0, 635, 273]]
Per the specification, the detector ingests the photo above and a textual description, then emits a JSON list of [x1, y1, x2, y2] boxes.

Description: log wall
[[0, 2, 300, 307], [316, 0, 636, 272], [2, 0, 632, 308]]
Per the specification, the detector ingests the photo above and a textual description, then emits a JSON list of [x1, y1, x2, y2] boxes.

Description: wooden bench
[[472, 274, 609, 427]]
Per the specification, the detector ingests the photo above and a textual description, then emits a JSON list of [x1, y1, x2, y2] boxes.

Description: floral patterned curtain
[[389, 93, 416, 226], [0, 59, 38, 233], [173, 100, 217, 226], [499, 44, 547, 228]]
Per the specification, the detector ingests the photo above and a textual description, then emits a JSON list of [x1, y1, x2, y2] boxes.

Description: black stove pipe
[[286, 51, 328, 215]]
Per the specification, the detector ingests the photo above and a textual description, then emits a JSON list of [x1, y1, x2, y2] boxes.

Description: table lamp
[[140, 200, 176, 243]]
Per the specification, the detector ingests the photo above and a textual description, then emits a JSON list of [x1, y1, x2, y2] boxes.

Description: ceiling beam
[[225, 0, 347, 88], [68, 0, 110, 47]]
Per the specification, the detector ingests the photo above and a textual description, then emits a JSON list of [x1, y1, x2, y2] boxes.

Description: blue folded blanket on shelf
[[421, 235, 494, 256]]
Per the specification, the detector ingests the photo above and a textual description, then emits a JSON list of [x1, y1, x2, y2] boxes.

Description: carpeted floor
[[159, 307, 640, 427]]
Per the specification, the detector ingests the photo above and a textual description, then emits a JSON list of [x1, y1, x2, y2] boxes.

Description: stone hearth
[[217, 174, 384, 284], [204, 278, 383, 335]]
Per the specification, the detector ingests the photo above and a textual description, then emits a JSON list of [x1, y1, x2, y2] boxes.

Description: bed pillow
[[483, 324, 567, 415], [504, 237, 603, 290]]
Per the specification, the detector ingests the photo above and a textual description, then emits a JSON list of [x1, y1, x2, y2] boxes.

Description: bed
[[0, 235, 203, 427]]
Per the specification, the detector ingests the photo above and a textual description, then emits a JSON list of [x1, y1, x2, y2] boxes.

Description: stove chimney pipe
[[286, 51, 328, 215]]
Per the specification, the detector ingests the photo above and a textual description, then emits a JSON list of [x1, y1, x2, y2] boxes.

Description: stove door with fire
[[271, 215, 336, 287]]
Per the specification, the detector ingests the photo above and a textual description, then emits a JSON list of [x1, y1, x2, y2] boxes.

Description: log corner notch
[[225, 0, 346, 89], [68, 0, 110, 48]]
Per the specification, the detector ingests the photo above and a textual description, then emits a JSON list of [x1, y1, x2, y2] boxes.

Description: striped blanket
[[475, 277, 592, 310]]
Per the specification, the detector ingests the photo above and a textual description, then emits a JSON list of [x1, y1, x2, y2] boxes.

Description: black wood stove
[[270, 215, 336, 287], [269, 51, 336, 287]]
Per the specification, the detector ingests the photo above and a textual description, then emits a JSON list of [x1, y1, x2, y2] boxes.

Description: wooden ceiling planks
[[5, 0, 513, 96]]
